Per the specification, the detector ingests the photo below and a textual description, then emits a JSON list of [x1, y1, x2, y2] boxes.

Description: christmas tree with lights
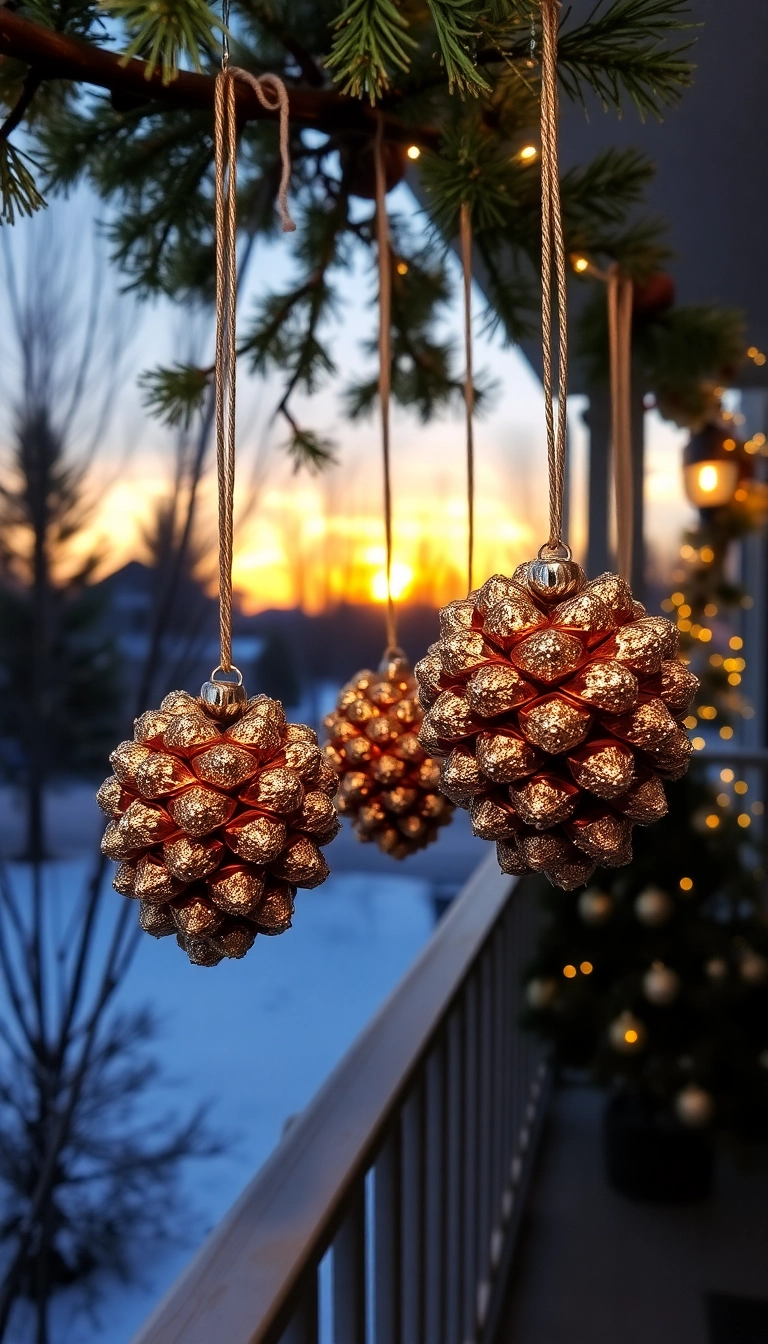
[[524, 475, 768, 1193]]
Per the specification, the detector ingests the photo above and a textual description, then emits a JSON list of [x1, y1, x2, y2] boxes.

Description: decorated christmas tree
[[524, 489, 768, 1178]]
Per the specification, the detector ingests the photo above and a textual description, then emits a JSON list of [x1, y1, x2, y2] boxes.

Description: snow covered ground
[[1, 787, 486, 1343]]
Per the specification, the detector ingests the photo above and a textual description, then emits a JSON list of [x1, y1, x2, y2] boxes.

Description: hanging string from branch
[[607, 265, 634, 582], [212, 62, 294, 677], [374, 114, 397, 654], [460, 201, 475, 593], [538, 0, 569, 554], [578, 257, 635, 582]]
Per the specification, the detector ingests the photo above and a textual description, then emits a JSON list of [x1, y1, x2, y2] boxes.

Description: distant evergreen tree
[[0, 231, 123, 857]]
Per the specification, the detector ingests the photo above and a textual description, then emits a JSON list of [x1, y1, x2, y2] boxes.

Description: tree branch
[[0, 70, 42, 143], [0, 9, 438, 145]]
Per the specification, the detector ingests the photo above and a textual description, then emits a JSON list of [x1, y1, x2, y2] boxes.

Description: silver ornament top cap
[[199, 666, 248, 720], [525, 543, 586, 604]]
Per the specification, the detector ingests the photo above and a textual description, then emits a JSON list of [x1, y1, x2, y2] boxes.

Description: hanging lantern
[[682, 423, 741, 510]]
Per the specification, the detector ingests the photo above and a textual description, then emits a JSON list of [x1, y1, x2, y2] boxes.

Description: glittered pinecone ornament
[[415, 555, 698, 891], [324, 650, 455, 859], [98, 679, 339, 965]]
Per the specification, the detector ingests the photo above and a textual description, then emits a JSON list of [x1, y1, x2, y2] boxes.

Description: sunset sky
[[0, 189, 694, 612]]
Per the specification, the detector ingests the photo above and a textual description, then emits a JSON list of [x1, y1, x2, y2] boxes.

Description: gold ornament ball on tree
[[578, 888, 614, 924], [706, 957, 729, 981], [526, 977, 558, 1009], [608, 1010, 647, 1054], [674, 1084, 714, 1128], [739, 950, 768, 984], [324, 651, 455, 858], [634, 886, 674, 926], [98, 685, 340, 965], [415, 560, 697, 891], [642, 961, 680, 1006]]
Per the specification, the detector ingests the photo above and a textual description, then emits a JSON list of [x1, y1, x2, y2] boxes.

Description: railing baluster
[[400, 1082, 425, 1344], [476, 946, 493, 1329], [374, 1129, 402, 1344], [424, 1039, 446, 1344], [333, 1181, 366, 1344], [461, 973, 479, 1344], [280, 1266, 320, 1344], [490, 926, 505, 1267], [444, 1007, 463, 1344]]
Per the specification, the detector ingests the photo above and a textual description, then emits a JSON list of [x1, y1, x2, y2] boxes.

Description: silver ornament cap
[[199, 666, 248, 720], [525, 543, 585, 604]]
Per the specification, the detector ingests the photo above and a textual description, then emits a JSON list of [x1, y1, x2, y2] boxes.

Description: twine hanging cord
[[374, 115, 398, 656], [460, 201, 475, 594], [211, 65, 295, 679], [538, 0, 569, 556]]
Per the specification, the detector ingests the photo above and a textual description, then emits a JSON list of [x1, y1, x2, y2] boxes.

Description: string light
[[734, 780, 749, 795], [720, 726, 734, 739], [573, 256, 589, 273], [738, 814, 751, 828], [705, 815, 720, 828], [396, 261, 408, 275], [406, 145, 421, 160], [580, 961, 593, 975], [720, 769, 734, 782], [519, 144, 537, 161], [680, 877, 694, 892], [563, 964, 577, 978]]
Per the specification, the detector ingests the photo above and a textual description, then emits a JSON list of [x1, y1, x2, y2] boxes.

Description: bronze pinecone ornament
[[324, 651, 455, 858], [98, 688, 339, 965], [416, 558, 698, 890]]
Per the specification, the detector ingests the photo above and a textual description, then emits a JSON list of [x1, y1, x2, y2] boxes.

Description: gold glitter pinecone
[[98, 690, 339, 965], [415, 564, 698, 891], [324, 651, 455, 859]]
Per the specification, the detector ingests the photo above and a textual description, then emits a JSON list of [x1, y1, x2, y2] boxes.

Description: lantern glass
[[683, 459, 739, 508]]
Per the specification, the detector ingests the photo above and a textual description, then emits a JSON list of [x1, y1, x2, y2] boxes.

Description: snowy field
[[0, 787, 486, 1343]]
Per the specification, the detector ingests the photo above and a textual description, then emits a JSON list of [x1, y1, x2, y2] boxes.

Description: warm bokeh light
[[519, 144, 537, 162], [371, 562, 413, 602], [580, 961, 593, 975], [624, 1029, 638, 1044], [407, 145, 421, 160], [563, 965, 577, 979], [680, 877, 693, 892], [573, 256, 589, 273]]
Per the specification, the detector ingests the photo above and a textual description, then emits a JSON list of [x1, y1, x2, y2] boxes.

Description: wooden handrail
[[133, 852, 517, 1344]]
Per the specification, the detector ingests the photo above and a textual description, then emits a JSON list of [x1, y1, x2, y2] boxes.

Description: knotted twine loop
[[213, 66, 295, 673], [577, 257, 634, 581], [539, 0, 568, 553], [460, 201, 475, 593], [374, 115, 397, 655]]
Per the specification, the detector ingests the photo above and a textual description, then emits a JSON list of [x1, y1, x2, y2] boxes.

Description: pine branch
[[556, 0, 695, 118], [0, 142, 46, 224], [327, 0, 417, 103], [280, 415, 338, 472], [426, 0, 490, 95], [101, 0, 222, 84], [139, 362, 211, 427]]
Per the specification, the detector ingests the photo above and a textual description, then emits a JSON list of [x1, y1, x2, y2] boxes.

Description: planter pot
[[603, 1092, 714, 1203]]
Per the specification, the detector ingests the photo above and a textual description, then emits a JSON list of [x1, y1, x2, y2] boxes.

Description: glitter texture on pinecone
[[324, 651, 455, 859], [415, 559, 698, 891], [98, 689, 339, 965]]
